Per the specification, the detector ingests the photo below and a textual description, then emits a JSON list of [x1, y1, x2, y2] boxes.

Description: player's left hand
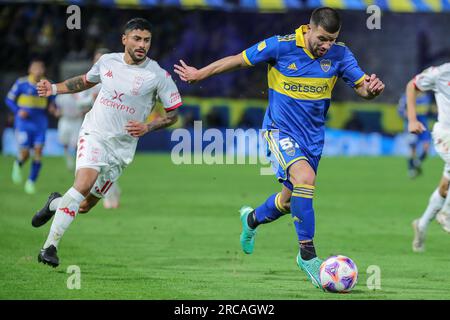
[[365, 74, 385, 96], [125, 120, 148, 137]]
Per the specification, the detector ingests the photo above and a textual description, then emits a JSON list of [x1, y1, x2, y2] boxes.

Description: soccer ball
[[319, 255, 358, 293]]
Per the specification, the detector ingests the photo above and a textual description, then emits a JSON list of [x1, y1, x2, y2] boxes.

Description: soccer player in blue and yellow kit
[[5, 59, 56, 194], [398, 92, 434, 178], [175, 7, 385, 289]]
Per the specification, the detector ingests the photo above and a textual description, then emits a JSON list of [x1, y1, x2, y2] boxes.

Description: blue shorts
[[264, 130, 321, 191], [15, 128, 46, 149]]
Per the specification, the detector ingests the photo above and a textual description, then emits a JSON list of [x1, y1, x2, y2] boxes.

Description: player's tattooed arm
[[62, 75, 97, 93], [354, 74, 385, 100], [36, 75, 97, 97], [125, 109, 179, 137], [147, 109, 179, 132]]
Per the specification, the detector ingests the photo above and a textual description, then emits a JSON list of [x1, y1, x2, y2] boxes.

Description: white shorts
[[432, 122, 450, 180], [76, 132, 125, 198], [58, 118, 83, 147]]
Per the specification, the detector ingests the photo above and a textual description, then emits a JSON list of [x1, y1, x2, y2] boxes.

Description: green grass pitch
[[1, 154, 449, 300]]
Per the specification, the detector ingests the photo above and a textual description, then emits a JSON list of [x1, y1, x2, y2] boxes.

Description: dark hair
[[123, 18, 152, 34], [310, 7, 341, 33], [29, 57, 45, 67]]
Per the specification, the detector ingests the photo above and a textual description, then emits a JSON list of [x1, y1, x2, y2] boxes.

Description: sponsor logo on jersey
[[287, 63, 298, 71], [283, 82, 329, 93], [320, 59, 332, 72], [112, 90, 124, 102], [104, 70, 113, 78], [99, 97, 136, 114]]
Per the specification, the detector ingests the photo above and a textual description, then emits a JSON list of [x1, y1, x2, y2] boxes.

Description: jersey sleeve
[[157, 70, 182, 111], [85, 56, 104, 84], [4, 79, 21, 113], [338, 47, 366, 88], [414, 66, 440, 92], [241, 36, 280, 66]]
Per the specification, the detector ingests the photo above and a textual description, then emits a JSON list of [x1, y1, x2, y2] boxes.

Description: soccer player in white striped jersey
[[407, 62, 450, 252], [32, 18, 182, 267]]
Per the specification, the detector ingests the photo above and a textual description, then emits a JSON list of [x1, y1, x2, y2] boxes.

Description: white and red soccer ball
[[319, 255, 358, 293]]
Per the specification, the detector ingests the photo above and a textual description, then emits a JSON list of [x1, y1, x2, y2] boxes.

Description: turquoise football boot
[[296, 253, 324, 290], [239, 206, 257, 254], [12, 161, 22, 185]]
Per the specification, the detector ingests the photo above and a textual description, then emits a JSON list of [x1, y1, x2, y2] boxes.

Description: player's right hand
[[174, 60, 200, 83], [408, 120, 426, 134], [37, 79, 52, 97]]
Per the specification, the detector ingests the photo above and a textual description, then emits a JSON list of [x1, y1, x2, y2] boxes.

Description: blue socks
[[291, 184, 315, 242], [29, 160, 42, 182]]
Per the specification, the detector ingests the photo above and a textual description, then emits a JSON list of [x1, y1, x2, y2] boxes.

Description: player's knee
[[289, 173, 314, 186], [439, 183, 449, 198]]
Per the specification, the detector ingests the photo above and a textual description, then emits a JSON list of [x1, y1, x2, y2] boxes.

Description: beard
[[128, 48, 146, 63]]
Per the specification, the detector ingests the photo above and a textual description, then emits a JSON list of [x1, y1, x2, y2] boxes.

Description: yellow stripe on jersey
[[268, 66, 338, 100], [354, 74, 366, 86], [257, 0, 285, 11], [17, 95, 48, 109], [180, 0, 207, 7], [323, 0, 346, 9], [423, 0, 442, 11], [387, 0, 415, 12], [242, 51, 253, 66]]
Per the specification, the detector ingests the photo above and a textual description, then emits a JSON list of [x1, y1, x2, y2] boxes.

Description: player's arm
[[406, 79, 426, 134], [353, 74, 385, 100], [4, 80, 29, 119], [4, 80, 21, 114], [125, 109, 179, 137], [174, 54, 248, 83], [37, 75, 97, 97], [174, 36, 279, 83]]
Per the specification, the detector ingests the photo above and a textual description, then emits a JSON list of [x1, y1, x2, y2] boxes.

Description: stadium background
[[1, 0, 450, 156], [1, 0, 450, 301]]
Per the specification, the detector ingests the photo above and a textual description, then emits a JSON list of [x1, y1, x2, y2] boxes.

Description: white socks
[[43, 187, 85, 249], [418, 188, 445, 231]]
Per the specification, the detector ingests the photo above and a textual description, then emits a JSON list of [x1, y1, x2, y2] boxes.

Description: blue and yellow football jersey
[[5, 75, 55, 129], [5, 75, 55, 147], [242, 25, 365, 157]]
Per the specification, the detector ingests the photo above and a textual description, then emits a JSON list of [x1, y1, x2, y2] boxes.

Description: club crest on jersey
[[131, 76, 144, 96], [320, 59, 332, 72]]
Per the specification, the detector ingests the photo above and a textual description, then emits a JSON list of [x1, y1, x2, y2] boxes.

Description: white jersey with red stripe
[[414, 63, 450, 128], [82, 52, 182, 165]]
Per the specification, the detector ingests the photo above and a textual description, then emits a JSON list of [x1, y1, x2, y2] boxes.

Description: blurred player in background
[[408, 63, 450, 252], [398, 92, 434, 178], [31, 18, 182, 267], [175, 7, 384, 289], [4, 59, 56, 194]]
